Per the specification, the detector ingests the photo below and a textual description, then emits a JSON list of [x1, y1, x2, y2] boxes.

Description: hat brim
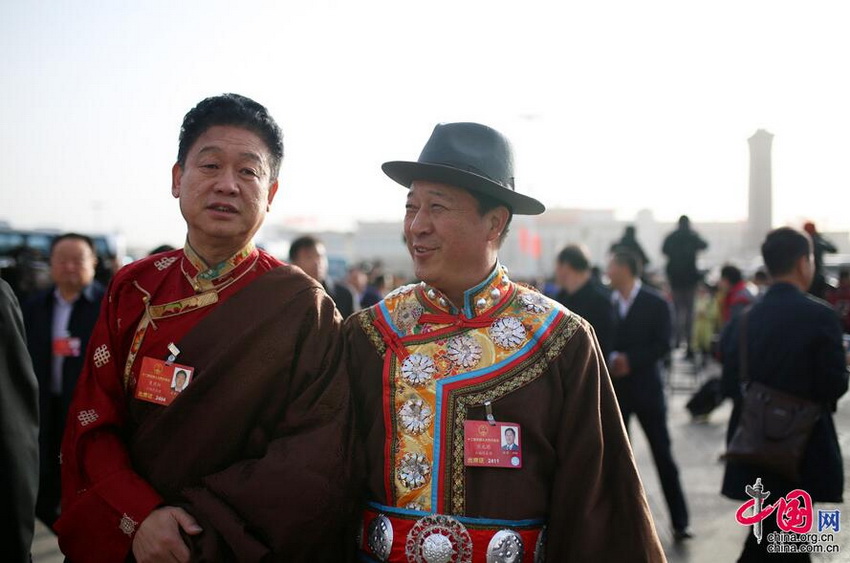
[[382, 161, 545, 216]]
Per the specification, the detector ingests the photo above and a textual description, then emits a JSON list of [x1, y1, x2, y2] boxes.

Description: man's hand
[[611, 354, 631, 378], [132, 506, 202, 563]]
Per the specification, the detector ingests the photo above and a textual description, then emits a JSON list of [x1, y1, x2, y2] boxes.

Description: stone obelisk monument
[[747, 129, 774, 254]]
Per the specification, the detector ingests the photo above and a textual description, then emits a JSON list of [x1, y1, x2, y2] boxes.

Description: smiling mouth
[[412, 244, 437, 255], [207, 204, 238, 214]]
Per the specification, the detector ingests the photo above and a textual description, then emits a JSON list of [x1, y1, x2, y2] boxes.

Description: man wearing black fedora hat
[[345, 122, 664, 561]]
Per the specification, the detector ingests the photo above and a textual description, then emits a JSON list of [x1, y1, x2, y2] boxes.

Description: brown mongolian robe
[[56, 245, 354, 562], [344, 264, 665, 562]]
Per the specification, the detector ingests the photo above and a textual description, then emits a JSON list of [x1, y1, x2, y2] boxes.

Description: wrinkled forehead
[[408, 180, 474, 202]]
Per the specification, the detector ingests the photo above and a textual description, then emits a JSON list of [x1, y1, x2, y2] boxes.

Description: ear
[[266, 179, 279, 210], [171, 163, 183, 198], [487, 206, 511, 242]]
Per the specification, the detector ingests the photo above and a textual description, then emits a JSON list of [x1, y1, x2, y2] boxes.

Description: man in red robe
[[56, 94, 353, 562], [345, 122, 665, 561]]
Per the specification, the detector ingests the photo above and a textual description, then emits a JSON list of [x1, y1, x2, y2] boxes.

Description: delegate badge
[[134, 356, 194, 406], [53, 336, 81, 357], [463, 420, 522, 469]]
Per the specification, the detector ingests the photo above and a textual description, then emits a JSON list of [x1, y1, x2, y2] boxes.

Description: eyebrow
[[407, 188, 452, 201], [196, 146, 265, 164]]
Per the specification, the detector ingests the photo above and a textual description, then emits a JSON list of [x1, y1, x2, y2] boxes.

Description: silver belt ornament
[[534, 526, 547, 563], [406, 514, 473, 563], [486, 529, 524, 562], [368, 514, 394, 561], [366, 512, 546, 562]]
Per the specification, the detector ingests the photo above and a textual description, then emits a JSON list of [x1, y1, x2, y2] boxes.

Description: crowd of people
[[1, 93, 848, 563]]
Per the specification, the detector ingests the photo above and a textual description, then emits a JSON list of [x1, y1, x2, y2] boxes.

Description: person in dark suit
[[289, 235, 356, 317], [554, 244, 615, 357], [22, 233, 105, 528], [721, 227, 847, 562], [607, 250, 692, 541], [0, 278, 39, 563], [610, 225, 651, 272], [663, 215, 709, 359]]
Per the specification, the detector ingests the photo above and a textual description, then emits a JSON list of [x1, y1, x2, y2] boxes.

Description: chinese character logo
[[735, 478, 814, 544], [818, 509, 840, 533]]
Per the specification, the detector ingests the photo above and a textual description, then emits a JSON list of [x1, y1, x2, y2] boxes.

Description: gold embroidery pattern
[[446, 311, 581, 514], [148, 291, 219, 318], [357, 309, 385, 356]]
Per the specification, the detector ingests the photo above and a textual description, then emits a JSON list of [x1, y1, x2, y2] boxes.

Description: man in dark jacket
[[662, 215, 708, 359], [22, 233, 105, 528], [721, 227, 848, 562], [289, 234, 356, 317], [554, 244, 615, 357], [803, 221, 837, 299], [0, 278, 39, 563], [607, 250, 692, 541]]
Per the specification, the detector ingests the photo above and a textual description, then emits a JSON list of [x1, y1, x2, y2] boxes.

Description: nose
[[214, 167, 240, 195], [407, 207, 433, 238]]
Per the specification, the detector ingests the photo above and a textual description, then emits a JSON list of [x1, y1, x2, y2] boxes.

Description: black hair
[[557, 245, 590, 272], [50, 233, 95, 255], [504, 427, 516, 436], [761, 227, 812, 277], [612, 250, 641, 277], [177, 93, 284, 179], [720, 264, 743, 285], [289, 235, 321, 262], [470, 190, 513, 246]]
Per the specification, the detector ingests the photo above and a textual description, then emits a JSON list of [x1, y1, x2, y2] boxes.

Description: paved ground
[[31, 351, 849, 562]]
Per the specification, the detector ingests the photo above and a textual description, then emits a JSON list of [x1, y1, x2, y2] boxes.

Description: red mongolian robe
[[55, 243, 354, 562], [344, 264, 665, 562]]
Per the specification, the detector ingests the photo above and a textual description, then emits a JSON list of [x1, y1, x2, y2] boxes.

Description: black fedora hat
[[382, 122, 545, 215]]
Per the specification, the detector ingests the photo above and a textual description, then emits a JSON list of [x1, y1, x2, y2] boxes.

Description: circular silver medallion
[[406, 514, 473, 563], [401, 354, 437, 387], [486, 529, 525, 563], [399, 398, 433, 435], [534, 526, 547, 563], [367, 514, 393, 561], [488, 317, 527, 349], [398, 452, 431, 489], [519, 292, 551, 314], [446, 334, 482, 369]]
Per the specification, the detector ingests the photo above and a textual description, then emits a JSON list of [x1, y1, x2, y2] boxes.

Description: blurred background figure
[[554, 244, 614, 357], [717, 264, 755, 328], [345, 264, 369, 312], [751, 269, 770, 296], [289, 234, 356, 317], [827, 268, 850, 334], [610, 225, 650, 273], [803, 221, 837, 299], [22, 233, 105, 529], [0, 278, 39, 563], [690, 281, 720, 371], [663, 215, 709, 360]]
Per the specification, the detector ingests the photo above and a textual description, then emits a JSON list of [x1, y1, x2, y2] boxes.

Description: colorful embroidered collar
[[181, 241, 258, 293], [418, 262, 511, 319]]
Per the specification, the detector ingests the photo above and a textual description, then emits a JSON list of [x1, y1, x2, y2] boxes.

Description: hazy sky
[[2, 0, 849, 250]]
